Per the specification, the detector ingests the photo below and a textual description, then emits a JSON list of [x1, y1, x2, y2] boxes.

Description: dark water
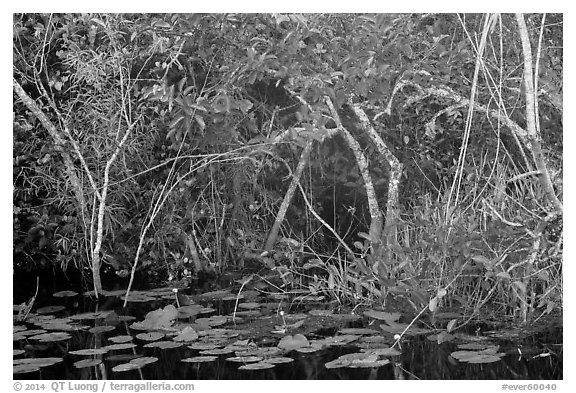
[[13, 271, 562, 380]]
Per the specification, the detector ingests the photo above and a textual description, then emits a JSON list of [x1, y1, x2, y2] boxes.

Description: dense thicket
[[13, 13, 562, 322]]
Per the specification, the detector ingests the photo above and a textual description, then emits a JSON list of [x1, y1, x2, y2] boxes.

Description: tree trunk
[[264, 138, 314, 252], [325, 97, 384, 253], [515, 13, 563, 213]]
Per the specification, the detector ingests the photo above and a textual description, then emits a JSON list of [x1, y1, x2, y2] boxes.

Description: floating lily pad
[[198, 290, 232, 299], [13, 349, 25, 356], [278, 334, 309, 351], [69, 348, 109, 356], [199, 347, 236, 355], [348, 358, 390, 368], [295, 345, 323, 354], [318, 334, 360, 347], [309, 309, 334, 317], [359, 335, 393, 344], [130, 357, 158, 367], [222, 294, 244, 301], [328, 313, 362, 321], [103, 343, 137, 351], [233, 310, 261, 317], [70, 311, 113, 320], [14, 329, 46, 338], [236, 347, 282, 357], [53, 290, 78, 298], [131, 305, 178, 330], [173, 327, 199, 342], [108, 335, 133, 344], [42, 322, 88, 332], [120, 294, 155, 303], [182, 356, 218, 363], [238, 362, 275, 370], [264, 357, 294, 364], [136, 332, 165, 341], [13, 364, 40, 374], [73, 359, 102, 368], [226, 356, 263, 363], [36, 306, 66, 314], [451, 345, 505, 364], [457, 342, 496, 350], [427, 332, 455, 344], [13, 325, 28, 333], [143, 341, 183, 349], [450, 350, 505, 363], [324, 358, 350, 369], [111, 356, 157, 372], [339, 328, 380, 335], [13, 357, 62, 369], [238, 302, 261, 310], [29, 332, 71, 342], [380, 322, 430, 336], [112, 363, 141, 372], [364, 310, 401, 323], [89, 325, 116, 334], [293, 295, 324, 302], [188, 343, 221, 351], [107, 354, 142, 362], [362, 347, 401, 356]]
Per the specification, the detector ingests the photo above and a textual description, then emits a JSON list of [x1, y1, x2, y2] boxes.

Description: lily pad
[[103, 343, 137, 351], [13, 357, 62, 369], [130, 357, 158, 367], [182, 356, 218, 363], [362, 347, 401, 356], [173, 327, 199, 342], [324, 358, 350, 369], [364, 310, 401, 323], [238, 362, 275, 370], [277, 334, 309, 351], [13, 364, 40, 374], [53, 290, 78, 298], [14, 349, 25, 356], [187, 343, 221, 351], [131, 305, 178, 330], [318, 334, 360, 347], [238, 302, 261, 310], [457, 342, 496, 350], [89, 325, 116, 334], [112, 362, 141, 372], [264, 357, 294, 364], [136, 332, 165, 341], [73, 359, 102, 368], [70, 311, 112, 320], [69, 348, 109, 356], [226, 356, 263, 363], [309, 309, 334, 317], [198, 290, 232, 300], [143, 341, 183, 349], [29, 332, 71, 342], [108, 335, 134, 344], [451, 345, 505, 364], [339, 328, 380, 335], [236, 347, 282, 357], [36, 306, 66, 314], [199, 347, 236, 355]]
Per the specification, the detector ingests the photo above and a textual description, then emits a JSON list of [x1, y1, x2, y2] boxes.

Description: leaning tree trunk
[[263, 138, 314, 252]]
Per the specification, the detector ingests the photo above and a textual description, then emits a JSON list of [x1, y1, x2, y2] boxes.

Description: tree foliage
[[13, 13, 562, 321]]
